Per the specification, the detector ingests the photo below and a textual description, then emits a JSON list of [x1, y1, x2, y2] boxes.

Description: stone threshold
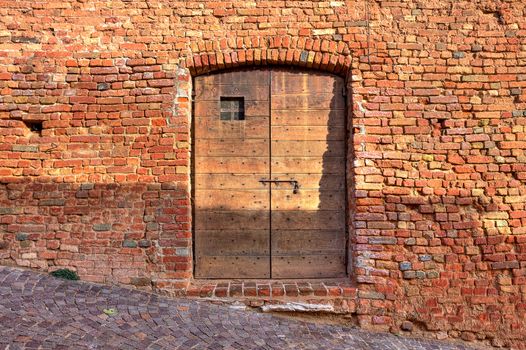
[[185, 279, 357, 300]]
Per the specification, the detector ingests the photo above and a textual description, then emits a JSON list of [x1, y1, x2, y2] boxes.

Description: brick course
[[0, 0, 525, 347]]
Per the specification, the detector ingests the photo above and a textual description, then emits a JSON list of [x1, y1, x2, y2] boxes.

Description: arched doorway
[[193, 67, 347, 279]]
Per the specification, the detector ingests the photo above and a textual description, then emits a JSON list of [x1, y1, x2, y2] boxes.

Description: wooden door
[[194, 68, 347, 279]]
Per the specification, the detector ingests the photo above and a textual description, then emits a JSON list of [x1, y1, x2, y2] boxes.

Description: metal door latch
[[259, 179, 300, 194]]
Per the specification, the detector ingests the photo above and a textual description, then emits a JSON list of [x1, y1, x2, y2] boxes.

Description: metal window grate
[[220, 97, 245, 121]]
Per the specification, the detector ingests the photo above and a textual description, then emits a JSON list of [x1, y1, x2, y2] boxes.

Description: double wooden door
[[194, 68, 347, 279]]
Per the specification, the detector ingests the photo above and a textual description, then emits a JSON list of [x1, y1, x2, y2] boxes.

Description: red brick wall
[[1, 0, 525, 347]]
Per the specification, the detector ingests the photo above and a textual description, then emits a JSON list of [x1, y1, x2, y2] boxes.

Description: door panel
[[194, 68, 347, 279], [194, 69, 271, 278], [270, 69, 346, 278]]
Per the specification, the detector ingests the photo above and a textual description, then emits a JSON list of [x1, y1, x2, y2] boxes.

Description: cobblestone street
[[0, 267, 481, 350]]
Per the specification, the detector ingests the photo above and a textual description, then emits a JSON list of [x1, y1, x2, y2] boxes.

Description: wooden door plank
[[271, 210, 345, 230], [271, 157, 345, 174], [271, 70, 345, 94], [195, 189, 269, 210], [272, 110, 345, 126], [271, 126, 345, 141], [194, 174, 344, 191], [271, 140, 345, 157], [194, 85, 269, 101], [262, 174, 345, 190], [194, 101, 269, 118], [270, 189, 345, 210], [196, 69, 270, 89], [195, 210, 270, 230], [195, 157, 269, 174], [195, 230, 269, 255], [272, 94, 345, 110], [195, 256, 270, 278], [195, 139, 269, 157], [271, 230, 346, 254], [194, 174, 270, 190], [194, 117, 269, 139], [271, 255, 346, 279]]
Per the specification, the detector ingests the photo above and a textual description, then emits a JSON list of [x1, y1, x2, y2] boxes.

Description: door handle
[[259, 179, 300, 194]]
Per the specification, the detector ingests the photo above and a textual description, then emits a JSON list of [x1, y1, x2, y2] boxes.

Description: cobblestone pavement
[[0, 267, 481, 350]]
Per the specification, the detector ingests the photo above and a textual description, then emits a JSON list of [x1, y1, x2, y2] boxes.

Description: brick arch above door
[[179, 36, 353, 78]]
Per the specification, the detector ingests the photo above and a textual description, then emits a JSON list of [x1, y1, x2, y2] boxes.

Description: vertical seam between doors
[[268, 69, 273, 279]]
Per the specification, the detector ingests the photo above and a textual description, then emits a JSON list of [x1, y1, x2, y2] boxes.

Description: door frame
[[190, 65, 352, 280]]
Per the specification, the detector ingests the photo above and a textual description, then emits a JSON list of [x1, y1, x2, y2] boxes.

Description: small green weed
[[50, 268, 80, 281], [103, 308, 118, 316]]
